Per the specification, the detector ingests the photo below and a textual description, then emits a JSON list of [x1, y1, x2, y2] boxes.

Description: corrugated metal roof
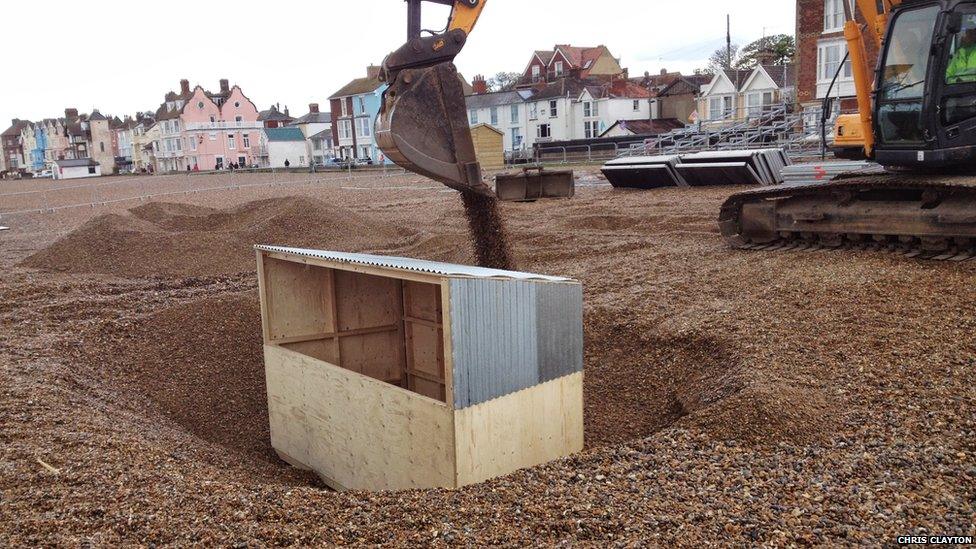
[[255, 246, 575, 282]]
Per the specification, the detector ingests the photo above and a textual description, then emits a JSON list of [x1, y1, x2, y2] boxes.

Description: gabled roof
[[471, 123, 504, 135], [761, 64, 796, 89], [329, 75, 385, 99], [292, 112, 332, 125], [600, 118, 684, 137], [259, 106, 294, 122], [309, 129, 332, 140], [465, 89, 528, 109], [723, 69, 753, 90], [1, 120, 30, 137], [88, 110, 107, 121], [658, 74, 713, 97], [265, 127, 306, 142]]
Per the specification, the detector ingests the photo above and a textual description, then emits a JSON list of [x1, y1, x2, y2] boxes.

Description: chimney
[[367, 65, 382, 79], [660, 68, 668, 76], [472, 74, 488, 95], [220, 79, 230, 93], [309, 103, 320, 113], [284, 107, 290, 117], [65, 108, 79, 119], [180, 79, 191, 96]]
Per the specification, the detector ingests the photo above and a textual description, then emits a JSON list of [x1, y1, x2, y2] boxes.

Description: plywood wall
[[265, 345, 457, 491], [453, 372, 584, 487]]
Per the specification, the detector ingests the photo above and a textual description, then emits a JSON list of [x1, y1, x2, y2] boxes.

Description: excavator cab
[[874, 0, 976, 167]]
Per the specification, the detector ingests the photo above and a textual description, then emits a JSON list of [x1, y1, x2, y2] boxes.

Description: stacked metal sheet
[[677, 149, 790, 187], [602, 149, 790, 189], [601, 155, 687, 189], [780, 161, 886, 187]]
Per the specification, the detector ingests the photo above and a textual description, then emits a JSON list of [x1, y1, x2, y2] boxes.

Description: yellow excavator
[[721, 0, 976, 259]]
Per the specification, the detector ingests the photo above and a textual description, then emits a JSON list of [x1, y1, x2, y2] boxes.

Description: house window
[[88, 165, 96, 174], [490, 107, 498, 126], [190, 135, 197, 151], [99, 142, 105, 153], [339, 119, 353, 139], [341, 100, 349, 117], [583, 102, 592, 117], [584, 120, 601, 138], [537, 124, 551, 138], [235, 116, 243, 123], [824, 0, 846, 33], [238, 156, 246, 166], [633, 100, 641, 112], [818, 40, 853, 82], [228, 134, 236, 149], [746, 93, 764, 116], [510, 104, 519, 124], [708, 97, 726, 120], [469, 108, 479, 125], [554, 61, 564, 76], [242, 134, 250, 148], [529, 104, 538, 119], [532, 65, 541, 79], [511, 128, 522, 148], [210, 115, 216, 123], [360, 146, 370, 159], [358, 117, 371, 137], [549, 100, 558, 117], [358, 97, 367, 114], [209, 132, 217, 141]]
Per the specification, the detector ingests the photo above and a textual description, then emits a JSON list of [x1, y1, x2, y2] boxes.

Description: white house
[[307, 130, 333, 166], [698, 65, 796, 124], [290, 103, 333, 165], [53, 158, 101, 179], [465, 75, 654, 154], [264, 127, 307, 168]]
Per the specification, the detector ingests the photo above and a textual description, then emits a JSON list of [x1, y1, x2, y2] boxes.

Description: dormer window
[[532, 65, 541, 78], [554, 61, 564, 76]]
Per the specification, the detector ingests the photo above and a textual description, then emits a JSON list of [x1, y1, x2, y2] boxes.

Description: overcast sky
[[2, 0, 794, 129]]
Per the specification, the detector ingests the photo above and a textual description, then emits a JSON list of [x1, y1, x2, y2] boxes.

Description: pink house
[[180, 81, 261, 171]]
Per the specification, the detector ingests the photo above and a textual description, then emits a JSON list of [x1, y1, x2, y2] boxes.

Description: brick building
[[796, 0, 880, 121]]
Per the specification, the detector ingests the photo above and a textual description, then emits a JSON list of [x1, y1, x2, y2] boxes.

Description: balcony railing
[[185, 121, 263, 131]]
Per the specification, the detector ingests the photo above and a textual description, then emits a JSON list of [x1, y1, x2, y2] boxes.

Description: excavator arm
[[376, 0, 493, 195], [835, 0, 903, 157]]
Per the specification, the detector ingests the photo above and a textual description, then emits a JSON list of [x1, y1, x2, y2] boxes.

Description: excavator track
[[719, 173, 976, 261]]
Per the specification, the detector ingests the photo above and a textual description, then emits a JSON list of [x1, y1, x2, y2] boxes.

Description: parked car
[[328, 157, 354, 169], [355, 157, 374, 166], [34, 169, 53, 179]]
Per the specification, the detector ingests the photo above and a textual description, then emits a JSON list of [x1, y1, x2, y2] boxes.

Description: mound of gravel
[[21, 197, 403, 278]]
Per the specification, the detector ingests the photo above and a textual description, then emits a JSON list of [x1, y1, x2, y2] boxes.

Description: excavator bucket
[[495, 166, 575, 202], [377, 62, 493, 196]]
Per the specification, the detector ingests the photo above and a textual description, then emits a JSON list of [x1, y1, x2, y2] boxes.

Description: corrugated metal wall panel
[[536, 283, 584, 384], [450, 278, 582, 410]]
